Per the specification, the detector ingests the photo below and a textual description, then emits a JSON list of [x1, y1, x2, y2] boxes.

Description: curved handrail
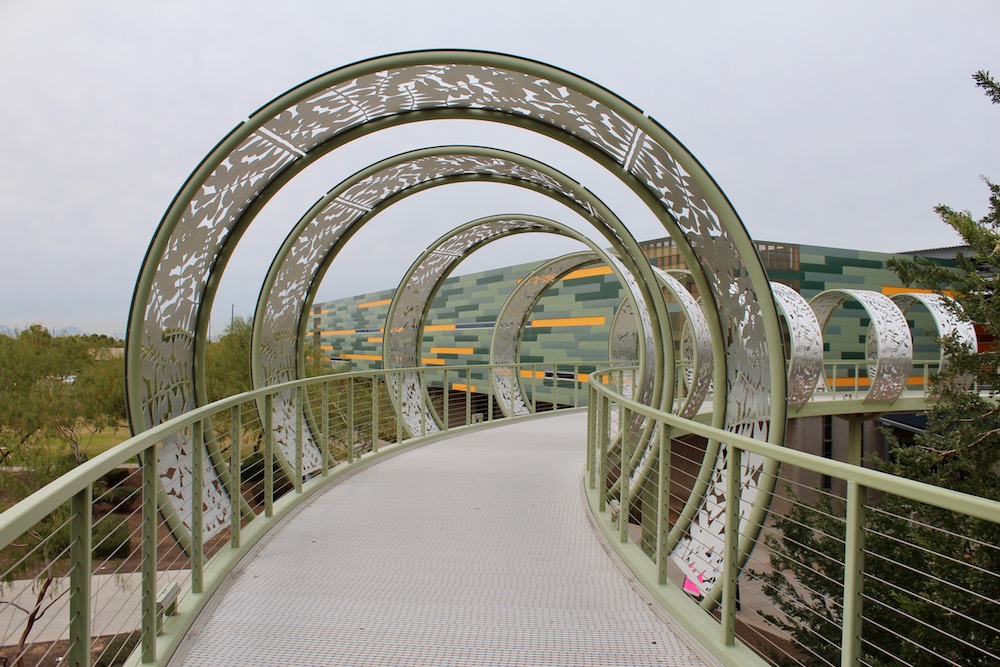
[[586, 369, 1000, 667], [0, 362, 594, 667]]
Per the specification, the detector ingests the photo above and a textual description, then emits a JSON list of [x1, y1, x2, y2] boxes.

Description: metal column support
[[191, 421, 204, 594], [294, 386, 304, 492], [656, 423, 671, 586], [68, 485, 92, 667], [229, 404, 241, 548], [842, 480, 868, 666], [264, 394, 274, 518], [141, 444, 159, 663], [721, 444, 742, 645]]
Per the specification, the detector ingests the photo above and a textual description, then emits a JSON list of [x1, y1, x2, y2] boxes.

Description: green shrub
[[99, 484, 139, 513], [92, 516, 131, 560]]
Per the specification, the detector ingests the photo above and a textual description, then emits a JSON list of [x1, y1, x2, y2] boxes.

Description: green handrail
[[586, 368, 1000, 667], [0, 362, 589, 667]]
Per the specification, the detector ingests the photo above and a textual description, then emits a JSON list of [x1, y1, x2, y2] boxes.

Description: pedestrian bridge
[[2, 49, 999, 666], [2, 368, 996, 667]]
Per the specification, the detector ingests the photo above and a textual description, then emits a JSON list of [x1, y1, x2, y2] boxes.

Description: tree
[[759, 71, 1000, 666], [0, 327, 128, 664], [205, 316, 253, 403]]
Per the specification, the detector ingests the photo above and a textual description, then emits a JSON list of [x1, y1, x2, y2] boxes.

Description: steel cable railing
[[587, 367, 1000, 667], [0, 363, 590, 667]]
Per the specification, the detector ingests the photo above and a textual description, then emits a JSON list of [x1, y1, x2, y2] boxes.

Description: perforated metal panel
[[127, 52, 782, 591]]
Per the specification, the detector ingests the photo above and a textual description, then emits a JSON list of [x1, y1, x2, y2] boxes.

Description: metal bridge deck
[[172, 413, 706, 667]]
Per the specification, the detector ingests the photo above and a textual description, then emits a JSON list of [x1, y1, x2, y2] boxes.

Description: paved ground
[[172, 413, 707, 667]]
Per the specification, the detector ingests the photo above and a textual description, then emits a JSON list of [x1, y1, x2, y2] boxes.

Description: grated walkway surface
[[175, 413, 705, 667]]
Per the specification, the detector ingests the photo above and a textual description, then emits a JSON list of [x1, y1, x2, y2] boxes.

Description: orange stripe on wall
[[424, 324, 457, 332], [343, 353, 382, 361], [830, 375, 927, 388], [451, 382, 476, 392], [530, 316, 606, 328], [358, 298, 392, 309], [881, 286, 955, 297], [429, 346, 474, 355], [520, 370, 546, 379], [368, 337, 383, 343], [421, 358, 446, 366], [563, 265, 611, 280], [321, 329, 356, 335]]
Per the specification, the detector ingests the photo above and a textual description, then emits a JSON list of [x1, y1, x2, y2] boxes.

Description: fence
[[587, 368, 1000, 667], [0, 363, 589, 667]]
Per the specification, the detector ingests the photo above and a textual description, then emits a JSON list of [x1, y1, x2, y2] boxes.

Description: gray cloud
[[1, 0, 998, 335]]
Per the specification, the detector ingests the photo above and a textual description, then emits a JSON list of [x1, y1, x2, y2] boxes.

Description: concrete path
[[173, 413, 706, 667]]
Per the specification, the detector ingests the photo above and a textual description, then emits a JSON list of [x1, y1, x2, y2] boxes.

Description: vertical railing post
[[264, 394, 274, 518], [321, 382, 330, 475], [619, 406, 632, 543], [348, 379, 356, 461], [465, 368, 471, 425], [532, 365, 538, 413], [721, 443, 742, 645], [396, 373, 404, 444], [420, 370, 427, 437], [68, 485, 92, 667], [372, 377, 380, 452], [598, 390, 610, 512], [554, 364, 560, 411], [230, 404, 241, 548], [191, 420, 204, 594], [656, 422, 671, 586], [586, 384, 595, 482], [141, 442, 159, 663], [294, 386, 303, 493], [443, 368, 449, 429], [486, 376, 494, 423], [574, 364, 580, 408], [842, 480, 867, 667]]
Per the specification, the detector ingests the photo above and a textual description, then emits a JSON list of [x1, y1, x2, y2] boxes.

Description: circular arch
[[382, 215, 650, 433], [489, 251, 605, 417], [770, 282, 824, 407], [610, 266, 714, 419], [254, 146, 668, 475], [127, 50, 785, 601], [890, 292, 977, 377], [810, 289, 914, 402]]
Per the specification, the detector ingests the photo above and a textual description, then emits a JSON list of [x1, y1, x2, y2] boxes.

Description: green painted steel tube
[[264, 394, 274, 518], [229, 404, 241, 549], [842, 481, 867, 667], [589, 371, 1000, 526], [656, 424, 671, 586], [321, 382, 330, 475], [69, 486, 92, 667], [141, 441, 158, 664], [295, 386, 304, 493], [191, 420, 204, 594], [720, 445, 741, 645]]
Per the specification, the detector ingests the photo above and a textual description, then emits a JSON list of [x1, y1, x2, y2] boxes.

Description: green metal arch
[[254, 146, 670, 457], [380, 214, 649, 434], [127, 50, 785, 603]]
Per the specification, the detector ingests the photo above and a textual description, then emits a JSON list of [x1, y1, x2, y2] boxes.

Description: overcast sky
[[1, 1, 998, 337]]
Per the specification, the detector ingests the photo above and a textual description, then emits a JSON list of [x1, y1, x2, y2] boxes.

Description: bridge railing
[[0, 362, 591, 667], [587, 369, 1000, 667], [819, 360, 944, 396]]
